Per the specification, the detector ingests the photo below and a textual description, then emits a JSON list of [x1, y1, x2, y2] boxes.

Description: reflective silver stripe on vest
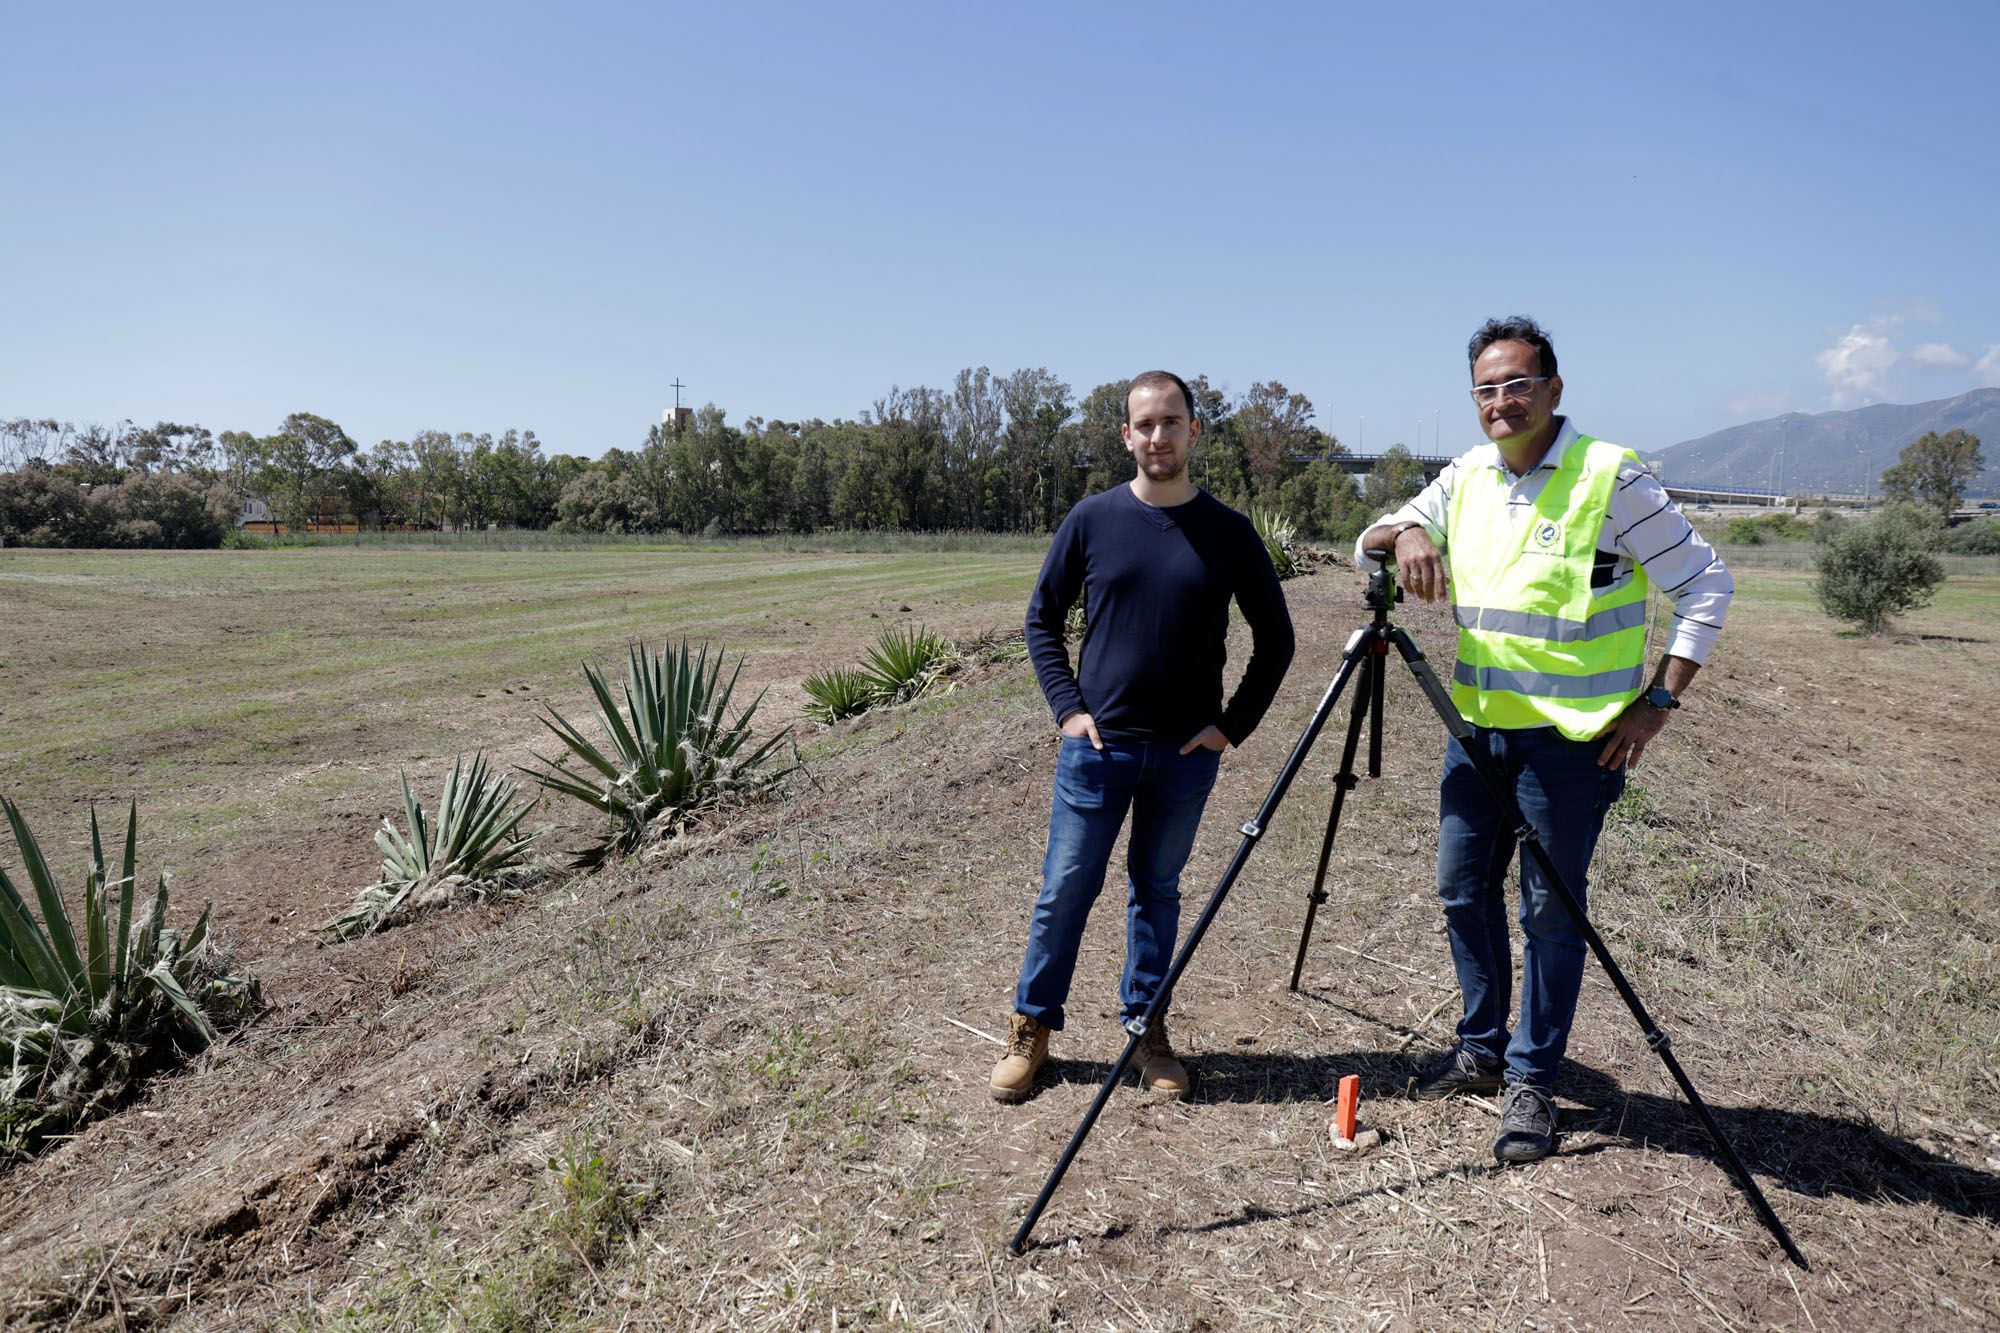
[[1453, 660, 1648, 698], [1453, 601, 1647, 643]]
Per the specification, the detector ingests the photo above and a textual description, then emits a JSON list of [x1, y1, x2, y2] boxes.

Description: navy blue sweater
[[1026, 485, 1295, 745]]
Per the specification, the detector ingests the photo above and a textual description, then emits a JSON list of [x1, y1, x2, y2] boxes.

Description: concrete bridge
[[1659, 482, 1785, 507], [1294, 452, 1455, 484]]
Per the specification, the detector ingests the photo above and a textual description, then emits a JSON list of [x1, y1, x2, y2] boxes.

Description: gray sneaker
[[1493, 1084, 1558, 1163], [1407, 1045, 1504, 1101]]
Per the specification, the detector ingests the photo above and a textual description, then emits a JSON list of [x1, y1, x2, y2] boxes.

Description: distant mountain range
[[1654, 387, 2000, 496]]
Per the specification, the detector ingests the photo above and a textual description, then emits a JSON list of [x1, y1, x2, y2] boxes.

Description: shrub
[[1277, 462, 1366, 542], [0, 469, 93, 546], [1722, 512, 1815, 546], [0, 469, 235, 548], [1876, 499, 1947, 549], [0, 800, 260, 1158], [801, 667, 876, 724], [107, 473, 238, 548], [1812, 508, 1946, 634], [528, 640, 795, 866], [859, 624, 954, 704], [330, 754, 542, 939], [1942, 518, 2000, 556]]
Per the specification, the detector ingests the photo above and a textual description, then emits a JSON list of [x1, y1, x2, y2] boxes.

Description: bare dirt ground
[[0, 548, 1995, 1330]]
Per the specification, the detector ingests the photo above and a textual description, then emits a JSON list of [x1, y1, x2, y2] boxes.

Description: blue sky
[[4, 2, 1996, 460]]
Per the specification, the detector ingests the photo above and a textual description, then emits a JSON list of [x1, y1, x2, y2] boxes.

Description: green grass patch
[[0, 547, 1042, 870]]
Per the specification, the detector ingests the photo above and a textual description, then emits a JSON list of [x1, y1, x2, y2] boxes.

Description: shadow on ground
[[1029, 1045, 2000, 1227]]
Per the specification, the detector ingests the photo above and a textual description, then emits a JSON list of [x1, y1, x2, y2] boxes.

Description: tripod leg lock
[[1645, 1028, 1673, 1054], [1335, 773, 1359, 792], [1122, 1016, 1150, 1038], [1239, 819, 1263, 838], [1514, 822, 1540, 846]]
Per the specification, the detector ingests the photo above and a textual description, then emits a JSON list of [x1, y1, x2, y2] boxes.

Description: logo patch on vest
[[1530, 519, 1562, 552]]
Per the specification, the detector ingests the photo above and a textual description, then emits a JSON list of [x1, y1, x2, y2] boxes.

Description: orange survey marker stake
[[1334, 1074, 1360, 1142]]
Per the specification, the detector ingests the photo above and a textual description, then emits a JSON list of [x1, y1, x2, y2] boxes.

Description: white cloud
[[1816, 324, 1897, 406], [1906, 341, 1970, 369], [1979, 345, 2000, 387]]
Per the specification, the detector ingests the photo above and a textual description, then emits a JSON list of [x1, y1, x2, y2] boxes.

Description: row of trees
[[556, 372, 1418, 539], [1, 415, 586, 544], [2, 372, 1443, 547]]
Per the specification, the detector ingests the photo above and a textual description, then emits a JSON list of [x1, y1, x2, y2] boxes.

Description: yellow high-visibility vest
[[1447, 436, 1649, 741]]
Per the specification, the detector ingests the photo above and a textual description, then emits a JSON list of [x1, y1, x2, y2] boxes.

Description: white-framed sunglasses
[[1469, 376, 1550, 404]]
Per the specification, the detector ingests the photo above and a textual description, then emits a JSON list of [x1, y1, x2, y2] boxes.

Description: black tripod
[[1007, 567, 1805, 1269]]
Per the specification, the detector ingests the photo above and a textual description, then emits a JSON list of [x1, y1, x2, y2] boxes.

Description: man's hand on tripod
[[1390, 526, 1449, 603]]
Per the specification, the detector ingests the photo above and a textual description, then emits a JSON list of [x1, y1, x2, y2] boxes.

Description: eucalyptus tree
[[999, 367, 1072, 531], [945, 367, 1004, 530], [255, 412, 358, 528], [1074, 379, 1133, 503], [1237, 380, 1316, 506], [125, 422, 216, 477]]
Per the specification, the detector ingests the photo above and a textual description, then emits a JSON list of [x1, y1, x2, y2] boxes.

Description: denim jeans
[[1436, 724, 1624, 1092], [1013, 736, 1223, 1030]]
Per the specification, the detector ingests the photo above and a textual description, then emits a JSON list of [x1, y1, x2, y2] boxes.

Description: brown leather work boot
[[1133, 1018, 1190, 1098], [989, 1013, 1050, 1103]]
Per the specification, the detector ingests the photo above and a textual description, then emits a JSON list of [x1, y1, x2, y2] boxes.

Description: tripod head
[[1364, 565, 1403, 615]]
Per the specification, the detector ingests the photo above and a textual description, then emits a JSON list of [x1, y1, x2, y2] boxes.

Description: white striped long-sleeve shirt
[[1352, 418, 1733, 665]]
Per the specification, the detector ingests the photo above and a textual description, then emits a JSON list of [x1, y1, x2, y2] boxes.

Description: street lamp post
[[1775, 416, 1788, 508]]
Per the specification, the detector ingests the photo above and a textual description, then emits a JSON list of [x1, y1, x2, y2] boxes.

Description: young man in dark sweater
[[990, 370, 1295, 1102]]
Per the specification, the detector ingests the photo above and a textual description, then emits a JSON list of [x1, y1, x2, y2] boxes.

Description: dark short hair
[[1125, 370, 1195, 424], [1467, 316, 1558, 379]]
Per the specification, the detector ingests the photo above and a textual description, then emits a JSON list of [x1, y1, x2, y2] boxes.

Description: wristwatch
[[1642, 685, 1680, 710]]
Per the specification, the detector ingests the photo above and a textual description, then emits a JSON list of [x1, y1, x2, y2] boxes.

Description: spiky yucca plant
[[0, 799, 260, 1159], [801, 666, 876, 724], [860, 624, 954, 705], [527, 640, 795, 867], [1251, 505, 1302, 580], [329, 753, 541, 939]]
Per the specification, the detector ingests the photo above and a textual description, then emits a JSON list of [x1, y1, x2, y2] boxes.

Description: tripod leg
[[1383, 626, 1807, 1269], [1007, 624, 1378, 1257], [1289, 648, 1378, 991]]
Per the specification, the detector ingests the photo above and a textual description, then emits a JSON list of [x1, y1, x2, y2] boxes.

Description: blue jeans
[[1436, 724, 1624, 1093], [1013, 737, 1222, 1030]]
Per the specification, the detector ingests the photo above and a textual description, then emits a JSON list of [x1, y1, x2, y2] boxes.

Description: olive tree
[[1811, 502, 1945, 634]]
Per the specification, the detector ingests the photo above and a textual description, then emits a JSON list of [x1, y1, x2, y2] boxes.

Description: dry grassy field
[[0, 542, 1995, 1330]]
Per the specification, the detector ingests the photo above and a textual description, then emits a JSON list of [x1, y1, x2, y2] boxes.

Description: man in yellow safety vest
[[1356, 315, 1734, 1163]]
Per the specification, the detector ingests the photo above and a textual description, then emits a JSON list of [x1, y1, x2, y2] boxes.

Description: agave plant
[[527, 640, 796, 867], [329, 754, 541, 939], [1251, 504, 1302, 580], [801, 666, 877, 724], [859, 624, 955, 705], [0, 798, 260, 1158], [1063, 602, 1087, 642]]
